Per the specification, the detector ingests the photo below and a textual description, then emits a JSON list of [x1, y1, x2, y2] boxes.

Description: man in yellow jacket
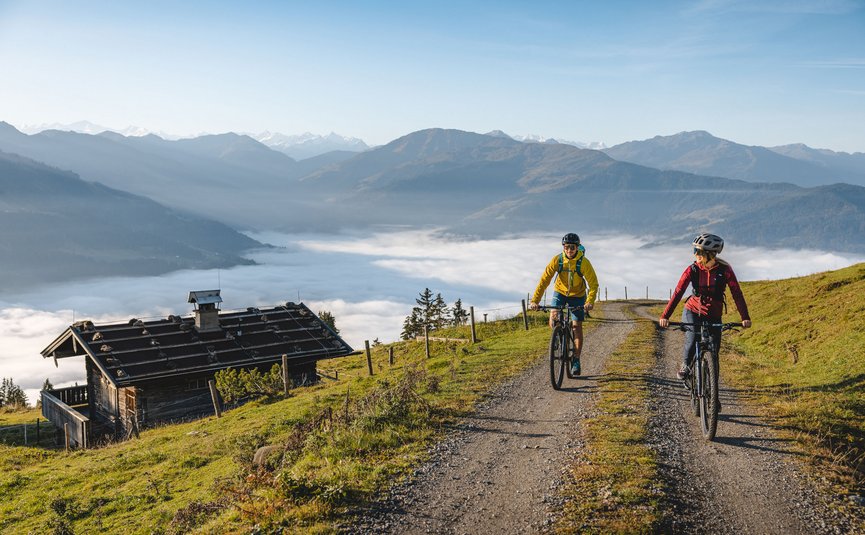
[[529, 233, 599, 375]]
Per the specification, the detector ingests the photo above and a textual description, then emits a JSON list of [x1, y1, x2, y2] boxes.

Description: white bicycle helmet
[[693, 233, 724, 253]]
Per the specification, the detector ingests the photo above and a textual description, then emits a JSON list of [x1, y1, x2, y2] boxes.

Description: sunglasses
[[563, 244, 578, 250], [693, 248, 707, 256]]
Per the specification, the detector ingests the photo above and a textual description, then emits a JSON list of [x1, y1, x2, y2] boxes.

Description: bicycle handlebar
[[666, 321, 743, 331], [535, 305, 585, 311]]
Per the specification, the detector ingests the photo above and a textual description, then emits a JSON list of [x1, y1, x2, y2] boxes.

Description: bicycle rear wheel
[[549, 325, 567, 390], [699, 349, 719, 439]]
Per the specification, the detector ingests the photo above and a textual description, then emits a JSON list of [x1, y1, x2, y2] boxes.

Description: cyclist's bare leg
[[549, 309, 559, 329], [572, 320, 583, 359]]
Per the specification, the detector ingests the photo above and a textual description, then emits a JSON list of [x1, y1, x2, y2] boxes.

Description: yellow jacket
[[532, 251, 599, 305]]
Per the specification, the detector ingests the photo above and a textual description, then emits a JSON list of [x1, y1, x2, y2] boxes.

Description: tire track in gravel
[[348, 301, 636, 534], [637, 302, 862, 534]]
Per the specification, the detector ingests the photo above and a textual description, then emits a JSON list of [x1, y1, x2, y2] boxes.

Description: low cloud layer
[[2, 229, 862, 405]]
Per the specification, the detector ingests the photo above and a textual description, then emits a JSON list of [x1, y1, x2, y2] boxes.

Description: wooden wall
[[88, 359, 319, 437]]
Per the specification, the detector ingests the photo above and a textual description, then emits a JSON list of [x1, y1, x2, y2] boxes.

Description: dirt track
[[349, 301, 864, 534], [641, 302, 862, 534], [350, 302, 635, 533]]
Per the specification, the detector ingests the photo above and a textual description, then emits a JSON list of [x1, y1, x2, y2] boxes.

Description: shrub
[[214, 364, 284, 403]]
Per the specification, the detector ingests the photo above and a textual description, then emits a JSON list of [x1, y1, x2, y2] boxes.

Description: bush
[[214, 365, 284, 403]]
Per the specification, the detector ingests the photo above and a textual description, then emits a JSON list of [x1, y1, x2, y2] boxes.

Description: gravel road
[[640, 302, 863, 534], [347, 301, 864, 534], [348, 302, 635, 534]]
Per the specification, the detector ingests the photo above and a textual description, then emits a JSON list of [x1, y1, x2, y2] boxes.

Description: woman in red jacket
[[658, 233, 752, 379]]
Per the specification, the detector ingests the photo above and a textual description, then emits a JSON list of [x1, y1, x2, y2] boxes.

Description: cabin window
[[186, 378, 208, 391]]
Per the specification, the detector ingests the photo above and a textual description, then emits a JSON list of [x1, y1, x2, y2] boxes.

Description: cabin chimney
[[187, 290, 222, 333]]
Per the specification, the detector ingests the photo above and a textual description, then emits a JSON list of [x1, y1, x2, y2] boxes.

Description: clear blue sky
[[1, 0, 863, 151]]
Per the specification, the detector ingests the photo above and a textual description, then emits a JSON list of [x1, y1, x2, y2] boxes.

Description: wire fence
[[0, 418, 55, 447]]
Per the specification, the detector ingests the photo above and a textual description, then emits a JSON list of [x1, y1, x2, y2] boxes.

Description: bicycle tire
[[689, 369, 700, 417], [549, 325, 566, 390], [700, 349, 719, 439]]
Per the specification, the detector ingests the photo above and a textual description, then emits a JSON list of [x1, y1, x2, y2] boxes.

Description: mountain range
[[293, 128, 865, 251], [603, 130, 865, 187], [252, 131, 370, 160], [0, 151, 261, 291], [0, 122, 363, 230], [2, 122, 865, 289], [17, 121, 371, 160]]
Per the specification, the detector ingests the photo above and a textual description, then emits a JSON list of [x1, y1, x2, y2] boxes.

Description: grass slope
[[0, 312, 570, 533], [725, 263, 865, 493]]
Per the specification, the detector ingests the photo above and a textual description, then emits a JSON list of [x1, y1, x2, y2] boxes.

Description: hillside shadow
[[443, 415, 556, 439], [721, 372, 865, 397], [711, 434, 800, 456], [557, 382, 599, 394], [718, 413, 777, 429]]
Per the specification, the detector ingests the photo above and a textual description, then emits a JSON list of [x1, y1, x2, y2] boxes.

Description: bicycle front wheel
[[699, 349, 719, 439], [689, 369, 700, 417], [549, 325, 567, 390]]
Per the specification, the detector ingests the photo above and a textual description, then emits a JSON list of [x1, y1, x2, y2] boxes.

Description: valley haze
[[2, 230, 862, 406]]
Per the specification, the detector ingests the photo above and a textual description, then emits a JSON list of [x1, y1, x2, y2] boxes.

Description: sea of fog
[[2, 229, 862, 405]]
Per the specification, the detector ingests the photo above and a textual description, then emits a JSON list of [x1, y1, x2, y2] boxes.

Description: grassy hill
[[2, 264, 864, 532], [725, 263, 865, 491], [0, 314, 556, 533]]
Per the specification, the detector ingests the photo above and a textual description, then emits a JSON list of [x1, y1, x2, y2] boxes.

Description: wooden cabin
[[39, 291, 353, 446]]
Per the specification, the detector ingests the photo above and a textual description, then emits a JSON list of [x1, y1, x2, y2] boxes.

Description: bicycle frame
[[669, 320, 742, 439], [538, 305, 585, 389]]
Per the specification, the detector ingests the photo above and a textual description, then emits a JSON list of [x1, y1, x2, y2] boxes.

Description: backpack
[[556, 247, 585, 291], [690, 261, 728, 310], [557, 246, 585, 278]]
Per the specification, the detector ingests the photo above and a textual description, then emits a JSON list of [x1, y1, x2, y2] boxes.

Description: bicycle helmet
[[693, 233, 724, 253], [562, 233, 580, 246]]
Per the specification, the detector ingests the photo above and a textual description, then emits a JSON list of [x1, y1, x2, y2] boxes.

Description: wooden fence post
[[389, 346, 394, 365], [64, 423, 69, 452], [365, 340, 373, 375], [282, 354, 290, 396], [625, 286, 628, 300], [208, 379, 222, 418], [605, 287, 608, 301], [470, 306, 477, 343], [521, 299, 529, 330], [23, 423, 28, 446], [424, 326, 430, 358]]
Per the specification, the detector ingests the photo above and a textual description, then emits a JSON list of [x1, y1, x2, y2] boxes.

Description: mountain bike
[[668, 320, 742, 440], [538, 305, 584, 390]]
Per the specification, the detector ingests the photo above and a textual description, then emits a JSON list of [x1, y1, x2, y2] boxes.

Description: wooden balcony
[[50, 385, 88, 407], [41, 389, 90, 448]]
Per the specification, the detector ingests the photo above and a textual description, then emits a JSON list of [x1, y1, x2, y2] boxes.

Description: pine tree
[[416, 288, 435, 324], [452, 299, 469, 326], [0, 378, 28, 409], [432, 293, 451, 329], [37, 378, 54, 409], [401, 307, 423, 340], [318, 310, 340, 335]]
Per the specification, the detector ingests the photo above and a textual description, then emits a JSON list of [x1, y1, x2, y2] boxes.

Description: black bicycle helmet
[[562, 233, 580, 246], [693, 233, 724, 253]]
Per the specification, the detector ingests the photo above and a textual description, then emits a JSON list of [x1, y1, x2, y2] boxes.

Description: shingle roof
[[41, 302, 353, 386]]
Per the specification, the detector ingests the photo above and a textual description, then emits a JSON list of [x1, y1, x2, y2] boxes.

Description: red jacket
[[662, 260, 750, 321]]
